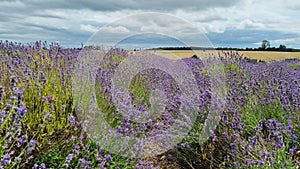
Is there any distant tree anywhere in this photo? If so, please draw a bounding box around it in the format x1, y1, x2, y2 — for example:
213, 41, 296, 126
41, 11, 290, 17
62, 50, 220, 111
191, 54, 199, 59
261, 40, 270, 49
279, 44, 287, 51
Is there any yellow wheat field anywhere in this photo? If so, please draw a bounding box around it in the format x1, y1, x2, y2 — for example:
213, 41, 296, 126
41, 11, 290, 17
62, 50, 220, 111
145, 50, 300, 61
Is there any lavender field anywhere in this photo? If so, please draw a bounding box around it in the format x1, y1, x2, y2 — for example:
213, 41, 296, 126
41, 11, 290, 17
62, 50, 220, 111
0, 40, 299, 169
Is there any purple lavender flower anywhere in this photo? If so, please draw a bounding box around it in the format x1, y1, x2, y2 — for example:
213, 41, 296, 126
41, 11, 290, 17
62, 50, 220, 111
43, 110, 52, 120
0, 86, 4, 102
257, 160, 264, 166
69, 115, 76, 126
40, 163, 47, 169
278, 141, 284, 149
245, 158, 254, 165
5, 132, 14, 143
17, 135, 27, 147
116, 126, 123, 133
167, 153, 173, 160
32, 163, 47, 169
99, 149, 105, 155
190, 132, 195, 136
289, 147, 296, 155
19, 108, 27, 117
63, 153, 75, 168
26, 140, 37, 155
105, 155, 112, 162
1, 153, 10, 166
291, 134, 297, 142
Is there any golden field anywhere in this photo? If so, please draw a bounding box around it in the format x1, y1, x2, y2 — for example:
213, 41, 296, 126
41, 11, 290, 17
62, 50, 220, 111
145, 50, 300, 61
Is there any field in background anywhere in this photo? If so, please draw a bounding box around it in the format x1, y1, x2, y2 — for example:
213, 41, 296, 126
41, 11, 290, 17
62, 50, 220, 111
147, 50, 300, 61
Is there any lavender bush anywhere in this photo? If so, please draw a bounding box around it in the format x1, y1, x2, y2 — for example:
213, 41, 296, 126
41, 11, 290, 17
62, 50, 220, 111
0, 40, 299, 168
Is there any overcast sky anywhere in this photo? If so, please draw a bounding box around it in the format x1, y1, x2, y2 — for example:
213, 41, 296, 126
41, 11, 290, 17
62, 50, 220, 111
1, 0, 300, 49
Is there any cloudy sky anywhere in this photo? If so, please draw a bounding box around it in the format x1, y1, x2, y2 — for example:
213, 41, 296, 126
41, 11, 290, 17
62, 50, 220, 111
1, 0, 300, 49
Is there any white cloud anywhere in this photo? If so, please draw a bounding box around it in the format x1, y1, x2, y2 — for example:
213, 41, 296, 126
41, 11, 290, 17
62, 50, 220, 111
270, 38, 300, 47
101, 25, 130, 34
80, 24, 99, 33
237, 19, 265, 30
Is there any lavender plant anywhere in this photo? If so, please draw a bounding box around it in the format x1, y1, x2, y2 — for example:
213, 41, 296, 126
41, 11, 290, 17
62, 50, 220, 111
0, 40, 299, 169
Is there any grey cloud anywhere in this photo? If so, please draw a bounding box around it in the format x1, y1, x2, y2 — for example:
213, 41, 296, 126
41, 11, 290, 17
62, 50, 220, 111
207, 29, 300, 48
0, 23, 66, 38
22, 23, 69, 33
0, 11, 24, 22
0, 16, 11, 22
32, 14, 66, 20
21, 0, 238, 12
0, 0, 299, 49
0, 0, 238, 43
196, 15, 227, 23
290, 5, 300, 10
0, 23, 90, 47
